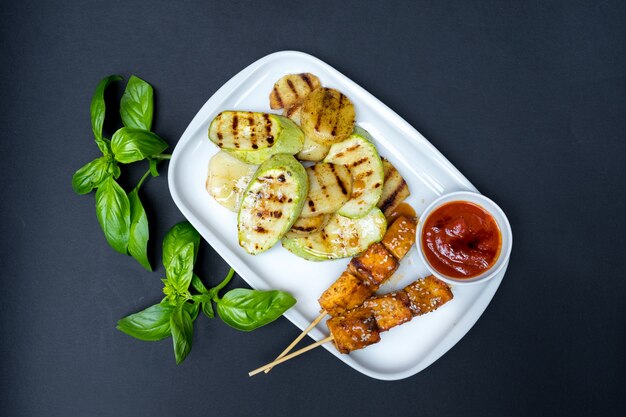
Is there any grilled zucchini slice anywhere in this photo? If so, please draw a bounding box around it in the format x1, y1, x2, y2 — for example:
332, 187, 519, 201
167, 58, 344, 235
284, 214, 331, 238
206, 151, 258, 212
282, 208, 387, 261
377, 158, 410, 217
209, 112, 304, 164
209, 111, 279, 151
300, 163, 353, 217
301, 88, 355, 145
270, 73, 321, 110
238, 154, 308, 254
324, 130, 384, 218
284, 103, 330, 162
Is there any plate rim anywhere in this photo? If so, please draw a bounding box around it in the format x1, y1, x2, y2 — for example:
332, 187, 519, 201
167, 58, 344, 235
168, 50, 508, 380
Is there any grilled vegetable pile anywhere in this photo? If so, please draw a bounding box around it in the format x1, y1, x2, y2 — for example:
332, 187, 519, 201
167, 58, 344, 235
206, 73, 412, 259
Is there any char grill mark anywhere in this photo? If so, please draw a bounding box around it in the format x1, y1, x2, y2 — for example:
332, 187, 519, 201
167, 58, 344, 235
293, 225, 316, 232
351, 157, 368, 168
232, 114, 238, 131
247, 114, 257, 148
331, 93, 344, 136
286, 78, 297, 95
272, 86, 283, 108
329, 163, 349, 195
301, 73, 313, 89
232, 113, 239, 148
263, 113, 274, 147
253, 226, 268, 234
379, 178, 407, 213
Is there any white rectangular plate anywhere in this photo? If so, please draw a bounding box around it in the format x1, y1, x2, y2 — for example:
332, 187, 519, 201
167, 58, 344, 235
169, 51, 508, 380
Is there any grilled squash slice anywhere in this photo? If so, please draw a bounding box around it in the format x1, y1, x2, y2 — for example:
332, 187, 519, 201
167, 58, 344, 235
270, 73, 321, 110
377, 159, 410, 217
284, 214, 331, 238
206, 151, 258, 212
300, 163, 353, 217
284, 103, 330, 161
324, 129, 384, 218
282, 208, 386, 261
301, 88, 355, 145
238, 154, 308, 254
209, 112, 304, 164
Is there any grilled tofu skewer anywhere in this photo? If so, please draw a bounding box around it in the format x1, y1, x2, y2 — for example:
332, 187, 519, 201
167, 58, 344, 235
249, 276, 453, 376
264, 215, 417, 373
327, 275, 453, 354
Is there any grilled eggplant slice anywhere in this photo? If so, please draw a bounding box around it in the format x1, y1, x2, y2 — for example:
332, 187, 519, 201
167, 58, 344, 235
377, 159, 410, 217
209, 112, 304, 164
284, 103, 330, 161
206, 151, 258, 212
238, 154, 308, 254
301, 88, 355, 145
270, 73, 321, 110
282, 208, 386, 261
324, 130, 384, 218
284, 214, 330, 238
300, 163, 353, 217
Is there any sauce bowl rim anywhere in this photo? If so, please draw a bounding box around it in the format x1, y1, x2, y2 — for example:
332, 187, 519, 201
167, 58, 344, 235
416, 191, 513, 286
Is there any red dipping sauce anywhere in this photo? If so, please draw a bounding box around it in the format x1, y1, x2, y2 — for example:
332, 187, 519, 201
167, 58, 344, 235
421, 201, 501, 279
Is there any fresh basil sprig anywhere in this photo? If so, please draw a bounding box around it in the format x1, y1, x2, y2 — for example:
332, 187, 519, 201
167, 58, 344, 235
117, 222, 296, 364
72, 74, 171, 270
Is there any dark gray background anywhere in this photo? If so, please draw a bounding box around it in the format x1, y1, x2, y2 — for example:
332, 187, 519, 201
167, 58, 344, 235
1, 0, 625, 416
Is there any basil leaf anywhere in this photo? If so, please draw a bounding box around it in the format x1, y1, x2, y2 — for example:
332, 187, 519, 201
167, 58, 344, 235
95, 177, 130, 254
183, 301, 200, 321
116, 303, 173, 341
128, 189, 151, 271
162, 221, 200, 269
91, 75, 122, 155
111, 127, 168, 164
216, 289, 296, 332
170, 306, 193, 364
120, 75, 154, 131
191, 274, 208, 294
165, 242, 194, 293
71, 157, 110, 194
202, 301, 214, 319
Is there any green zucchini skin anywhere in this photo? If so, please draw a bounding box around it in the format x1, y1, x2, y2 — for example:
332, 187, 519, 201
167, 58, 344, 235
281, 208, 387, 261
237, 154, 308, 255
209, 112, 304, 165
324, 129, 384, 219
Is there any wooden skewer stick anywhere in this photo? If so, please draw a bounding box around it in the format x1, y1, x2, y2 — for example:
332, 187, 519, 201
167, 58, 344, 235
249, 335, 334, 377
265, 310, 328, 374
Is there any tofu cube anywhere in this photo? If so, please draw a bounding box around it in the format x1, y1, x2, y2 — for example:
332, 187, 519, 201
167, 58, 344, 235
403, 275, 454, 316
348, 243, 398, 287
327, 307, 381, 354
381, 216, 417, 260
363, 291, 413, 331
318, 271, 373, 316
